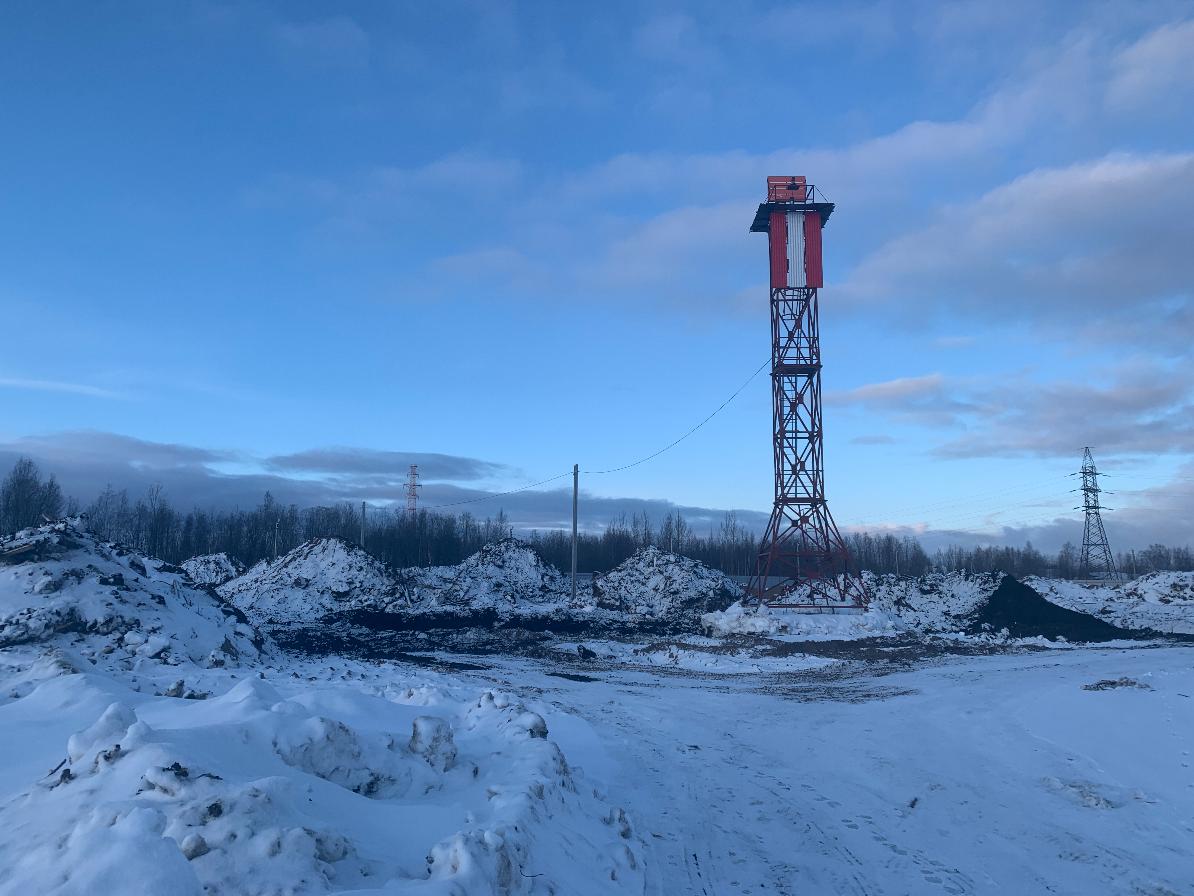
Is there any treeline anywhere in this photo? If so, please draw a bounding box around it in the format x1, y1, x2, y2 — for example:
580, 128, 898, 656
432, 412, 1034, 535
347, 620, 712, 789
3, 457, 1193, 579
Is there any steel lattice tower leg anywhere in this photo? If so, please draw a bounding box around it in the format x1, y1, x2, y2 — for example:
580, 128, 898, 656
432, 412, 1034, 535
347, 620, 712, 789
1078, 447, 1121, 582
748, 285, 865, 607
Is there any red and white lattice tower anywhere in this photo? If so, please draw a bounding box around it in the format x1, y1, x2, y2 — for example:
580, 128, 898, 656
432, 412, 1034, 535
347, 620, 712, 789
405, 464, 421, 514
745, 176, 866, 609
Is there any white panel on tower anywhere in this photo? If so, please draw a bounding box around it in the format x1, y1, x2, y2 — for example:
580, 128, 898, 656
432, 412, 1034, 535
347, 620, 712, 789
786, 211, 806, 288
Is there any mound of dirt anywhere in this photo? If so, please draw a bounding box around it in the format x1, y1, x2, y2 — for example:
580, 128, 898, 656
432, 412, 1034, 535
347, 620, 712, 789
967, 576, 1138, 642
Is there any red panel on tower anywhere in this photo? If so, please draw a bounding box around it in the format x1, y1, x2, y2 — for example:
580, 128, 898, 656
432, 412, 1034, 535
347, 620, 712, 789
803, 212, 823, 288
769, 211, 787, 288
767, 176, 807, 202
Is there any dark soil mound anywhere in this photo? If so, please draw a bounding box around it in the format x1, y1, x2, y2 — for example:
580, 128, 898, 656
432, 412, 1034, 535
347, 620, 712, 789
968, 576, 1138, 642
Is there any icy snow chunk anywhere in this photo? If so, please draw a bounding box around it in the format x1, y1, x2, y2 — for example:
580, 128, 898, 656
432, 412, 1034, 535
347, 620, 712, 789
409, 716, 457, 771
272, 713, 425, 798
179, 832, 209, 860
510, 710, 548, 739
426, 827, 530, 891
138, 636, 171, 658
67, 702, 138, 763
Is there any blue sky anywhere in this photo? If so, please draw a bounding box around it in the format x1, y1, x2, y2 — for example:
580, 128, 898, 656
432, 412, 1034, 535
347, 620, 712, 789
1, 0, 1192, 550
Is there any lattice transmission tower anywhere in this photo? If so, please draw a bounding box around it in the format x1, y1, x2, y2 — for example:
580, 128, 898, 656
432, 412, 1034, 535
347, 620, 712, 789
1077, 447, 1121, 582
405, 464, 421, 514
745, 176, 866, 609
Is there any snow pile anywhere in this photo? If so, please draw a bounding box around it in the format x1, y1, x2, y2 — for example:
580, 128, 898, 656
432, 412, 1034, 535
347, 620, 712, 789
701, 572, 1141, 643
367, 543, 745, 636
408, 539, 569, 613
592, 547, 740, 627
562, 638, 837, 674
1123, 571, 1194, 604
219, 538, 401, 625
866, 571, 1002, 633
0, 521, 265, 670
181, 553, 244, 587
1028, 572, 1194, 635
702, 602, 899, 640
0, 666, 643, 895
703, 572, 997, 641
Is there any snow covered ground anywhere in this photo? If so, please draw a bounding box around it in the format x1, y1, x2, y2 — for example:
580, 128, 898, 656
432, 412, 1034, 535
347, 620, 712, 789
0, 524, 642, 895
5, 523, 1194, 894
0, 650, 642, 896
477, 645, 1194, 896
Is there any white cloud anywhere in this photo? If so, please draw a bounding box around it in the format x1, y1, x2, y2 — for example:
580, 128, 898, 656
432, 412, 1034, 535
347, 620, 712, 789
0, 378, 127, 400
1108, 18, 1194, 107
835, 363, 1194, 460
840, 152, 1194, 342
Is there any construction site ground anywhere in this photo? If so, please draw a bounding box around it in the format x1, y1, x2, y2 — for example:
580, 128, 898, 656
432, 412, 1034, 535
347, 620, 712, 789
462, 642, 1194, 896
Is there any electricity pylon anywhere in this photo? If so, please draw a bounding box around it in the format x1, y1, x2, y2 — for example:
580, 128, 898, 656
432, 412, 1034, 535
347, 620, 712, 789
1077, 447, 1121, 582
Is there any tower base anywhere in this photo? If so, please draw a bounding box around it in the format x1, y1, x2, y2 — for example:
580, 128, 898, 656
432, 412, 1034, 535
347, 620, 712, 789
746, 505, 868, 609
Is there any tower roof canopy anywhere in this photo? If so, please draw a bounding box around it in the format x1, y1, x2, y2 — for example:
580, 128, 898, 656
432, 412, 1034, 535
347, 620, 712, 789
752, 176, 834, 231
750, 200, 834, 232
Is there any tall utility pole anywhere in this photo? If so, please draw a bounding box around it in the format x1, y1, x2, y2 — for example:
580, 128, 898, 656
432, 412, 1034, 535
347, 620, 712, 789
745, 176, 866, 609
1078, 447, 1121, 582
273, 518, 279, 560
571, 464, 579, 600
405, 464, 421, 514
360, 501, 366, 547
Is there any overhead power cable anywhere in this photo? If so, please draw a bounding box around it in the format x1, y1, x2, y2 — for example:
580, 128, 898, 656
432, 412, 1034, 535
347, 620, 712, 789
419, 354, 771, 510
840, 475, 1072, 526
423, 471, 573, 510
584, 355, 771, 475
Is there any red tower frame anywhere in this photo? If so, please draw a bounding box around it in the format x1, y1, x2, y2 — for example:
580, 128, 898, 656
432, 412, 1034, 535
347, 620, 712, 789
746, 177, 866, 609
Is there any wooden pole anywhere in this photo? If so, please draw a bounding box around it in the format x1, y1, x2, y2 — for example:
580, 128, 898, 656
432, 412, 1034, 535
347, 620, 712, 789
571, 464, 579, 600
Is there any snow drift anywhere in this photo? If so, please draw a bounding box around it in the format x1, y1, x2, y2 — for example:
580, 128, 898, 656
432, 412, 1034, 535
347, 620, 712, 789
0, 664, 644, 895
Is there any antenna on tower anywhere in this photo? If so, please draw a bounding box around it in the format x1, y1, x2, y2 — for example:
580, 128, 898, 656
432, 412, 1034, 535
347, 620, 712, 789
1076, 447, 1121, 582
405, 464, 421, 514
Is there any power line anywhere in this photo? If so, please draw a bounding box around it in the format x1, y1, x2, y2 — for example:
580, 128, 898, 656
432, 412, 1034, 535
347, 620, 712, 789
423, 470, 573, 510
421, 353, 772, 510
839, 475, 1071, 526
584, 355, 770, 475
